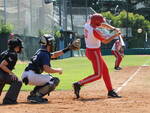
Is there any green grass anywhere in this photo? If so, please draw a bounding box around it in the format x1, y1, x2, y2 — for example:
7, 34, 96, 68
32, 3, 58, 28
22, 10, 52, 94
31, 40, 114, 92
3, 55, 150, 91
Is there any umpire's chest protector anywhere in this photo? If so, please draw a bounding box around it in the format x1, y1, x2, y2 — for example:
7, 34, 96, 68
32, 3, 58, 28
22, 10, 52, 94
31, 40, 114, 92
0, 50, 17, 71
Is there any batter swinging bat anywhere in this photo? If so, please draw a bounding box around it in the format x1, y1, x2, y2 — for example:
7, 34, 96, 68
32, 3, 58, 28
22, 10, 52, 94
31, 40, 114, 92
119, 35, 125, 47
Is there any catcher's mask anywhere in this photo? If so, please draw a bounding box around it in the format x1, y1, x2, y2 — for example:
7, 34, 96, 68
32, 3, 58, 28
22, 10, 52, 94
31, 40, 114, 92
90, 13, 106, 27
8, 38, 24, 53
39, 34, 55, 51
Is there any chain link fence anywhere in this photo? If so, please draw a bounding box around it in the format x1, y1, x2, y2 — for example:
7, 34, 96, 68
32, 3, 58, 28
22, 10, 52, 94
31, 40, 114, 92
0, 0, 59, 36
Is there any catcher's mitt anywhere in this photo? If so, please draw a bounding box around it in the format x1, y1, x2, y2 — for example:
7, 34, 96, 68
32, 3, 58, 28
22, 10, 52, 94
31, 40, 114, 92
68, 39, 81, 50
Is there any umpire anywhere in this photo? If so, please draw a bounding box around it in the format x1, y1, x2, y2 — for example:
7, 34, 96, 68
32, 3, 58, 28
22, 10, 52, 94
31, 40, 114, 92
0, 38, 23, 104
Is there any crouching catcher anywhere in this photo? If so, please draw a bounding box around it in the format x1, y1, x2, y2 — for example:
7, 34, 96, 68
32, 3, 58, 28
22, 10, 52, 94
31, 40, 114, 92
22, 34, 80, 103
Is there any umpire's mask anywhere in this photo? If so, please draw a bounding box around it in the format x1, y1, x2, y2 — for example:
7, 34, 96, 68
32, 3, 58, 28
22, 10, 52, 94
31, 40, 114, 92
8, 38, 24, 53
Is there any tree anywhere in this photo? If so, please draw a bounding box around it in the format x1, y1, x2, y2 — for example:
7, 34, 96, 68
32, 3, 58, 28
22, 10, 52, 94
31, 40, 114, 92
102, 11, 150, 48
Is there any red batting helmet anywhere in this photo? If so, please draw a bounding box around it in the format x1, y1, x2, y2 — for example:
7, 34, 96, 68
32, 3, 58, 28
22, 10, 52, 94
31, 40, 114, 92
90, 14, 106, 27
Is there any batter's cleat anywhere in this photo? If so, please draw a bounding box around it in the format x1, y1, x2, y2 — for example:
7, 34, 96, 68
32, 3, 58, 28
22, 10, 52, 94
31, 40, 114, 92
27, 95, 48, 103
108, 90, 122, 98
114, 67, 122, 70
73, 82, 81, 99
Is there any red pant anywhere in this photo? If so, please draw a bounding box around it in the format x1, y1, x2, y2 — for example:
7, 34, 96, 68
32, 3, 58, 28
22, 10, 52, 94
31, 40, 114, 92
111, 50, 123, 67
79, 48, 113, 91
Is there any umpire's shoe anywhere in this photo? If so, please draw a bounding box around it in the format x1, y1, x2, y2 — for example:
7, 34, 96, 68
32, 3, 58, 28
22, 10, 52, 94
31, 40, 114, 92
108, 90, 122, 98
3, 99, 18, 105
73, 82, 81, 99
27, 95, 48, 103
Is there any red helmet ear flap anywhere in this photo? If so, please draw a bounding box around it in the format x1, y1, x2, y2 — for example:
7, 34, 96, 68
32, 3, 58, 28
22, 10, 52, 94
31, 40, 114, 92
90, 14, 106, 27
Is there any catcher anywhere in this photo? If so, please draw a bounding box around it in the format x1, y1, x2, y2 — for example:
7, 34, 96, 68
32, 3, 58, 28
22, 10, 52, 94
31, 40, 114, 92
111, 38, 125, 70
22, 34, 80, 103
0, 38, 23, 104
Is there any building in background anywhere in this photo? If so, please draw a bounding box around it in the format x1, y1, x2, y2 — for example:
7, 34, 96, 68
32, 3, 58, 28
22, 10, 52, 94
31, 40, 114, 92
0, 0, 149, 36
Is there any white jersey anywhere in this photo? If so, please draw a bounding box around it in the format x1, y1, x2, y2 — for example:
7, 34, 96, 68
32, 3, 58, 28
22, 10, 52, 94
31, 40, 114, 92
111, 40, 122, 51
84, 23, 101, 48
111, 42, 116, 51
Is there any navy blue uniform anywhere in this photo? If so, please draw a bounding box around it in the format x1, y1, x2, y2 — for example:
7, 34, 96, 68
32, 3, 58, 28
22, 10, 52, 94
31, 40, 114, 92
25, 49, 52, 74
22, 48, 60, 103
0, 50, 22, 104
22, 35, 61, 103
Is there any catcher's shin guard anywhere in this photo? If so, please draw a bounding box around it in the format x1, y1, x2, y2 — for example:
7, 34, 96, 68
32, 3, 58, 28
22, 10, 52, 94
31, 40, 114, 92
30, 77, 60, 97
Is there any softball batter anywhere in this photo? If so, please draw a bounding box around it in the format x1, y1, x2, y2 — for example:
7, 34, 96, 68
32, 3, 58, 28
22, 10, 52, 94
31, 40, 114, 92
73, 13, 122, 99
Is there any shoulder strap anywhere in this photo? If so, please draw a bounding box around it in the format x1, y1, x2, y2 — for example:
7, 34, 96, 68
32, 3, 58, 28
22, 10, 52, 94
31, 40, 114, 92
0, 51, 8, 63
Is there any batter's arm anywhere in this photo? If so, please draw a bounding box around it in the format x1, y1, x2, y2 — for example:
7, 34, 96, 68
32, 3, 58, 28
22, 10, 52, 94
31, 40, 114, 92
93, 29, 121, 44
102, 33, 121, 44
100, 23, 120, 32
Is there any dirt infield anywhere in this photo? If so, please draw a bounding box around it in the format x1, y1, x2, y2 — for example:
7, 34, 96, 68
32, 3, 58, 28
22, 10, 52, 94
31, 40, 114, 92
0, 66, 150, 113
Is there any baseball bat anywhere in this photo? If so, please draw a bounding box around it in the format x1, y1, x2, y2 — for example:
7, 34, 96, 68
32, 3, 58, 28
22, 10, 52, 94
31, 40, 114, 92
119, 35, 125, 47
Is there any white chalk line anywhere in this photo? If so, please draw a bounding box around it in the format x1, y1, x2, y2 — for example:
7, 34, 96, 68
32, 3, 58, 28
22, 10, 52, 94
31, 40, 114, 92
116, 59, 150, 93
116, 67, 141, 93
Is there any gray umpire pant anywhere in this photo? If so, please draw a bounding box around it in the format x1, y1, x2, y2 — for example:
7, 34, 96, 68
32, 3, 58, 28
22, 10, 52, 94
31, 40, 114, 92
0, 70, 22, 103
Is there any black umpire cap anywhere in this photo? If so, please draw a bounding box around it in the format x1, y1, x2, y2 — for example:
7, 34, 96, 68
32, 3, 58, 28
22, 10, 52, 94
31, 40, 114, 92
8, 38, 24, 50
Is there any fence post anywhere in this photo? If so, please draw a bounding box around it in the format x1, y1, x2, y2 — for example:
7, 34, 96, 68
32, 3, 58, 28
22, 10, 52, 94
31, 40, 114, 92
0, 33, 9, 53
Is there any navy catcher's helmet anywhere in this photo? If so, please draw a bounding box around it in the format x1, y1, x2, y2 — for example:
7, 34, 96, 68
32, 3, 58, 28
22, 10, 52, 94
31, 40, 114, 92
39, 34, 55, 46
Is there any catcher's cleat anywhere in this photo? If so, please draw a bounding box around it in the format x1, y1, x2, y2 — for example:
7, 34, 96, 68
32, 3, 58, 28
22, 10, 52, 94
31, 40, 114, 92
108, 90, 122, 98
27, 95, 48, 103
114, 67, 122, 70
73, 82, 81, 99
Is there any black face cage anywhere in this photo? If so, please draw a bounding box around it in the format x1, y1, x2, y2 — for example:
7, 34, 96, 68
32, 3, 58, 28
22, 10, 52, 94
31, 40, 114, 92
8, 38, 23, 50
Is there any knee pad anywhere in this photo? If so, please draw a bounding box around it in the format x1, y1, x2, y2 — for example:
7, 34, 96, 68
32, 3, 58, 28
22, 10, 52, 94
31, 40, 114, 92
31, 78, 59, 97
38, 83, 53, 97
50, 77, 60, 87
31, 77, 60, 97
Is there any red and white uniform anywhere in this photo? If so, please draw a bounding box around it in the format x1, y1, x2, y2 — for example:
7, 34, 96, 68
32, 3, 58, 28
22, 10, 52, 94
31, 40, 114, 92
111, 40, 123, 68
78, 23, 113, 91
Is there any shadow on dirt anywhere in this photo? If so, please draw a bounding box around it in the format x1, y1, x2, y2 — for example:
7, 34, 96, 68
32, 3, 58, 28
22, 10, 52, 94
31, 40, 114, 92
0, 101, 50, 106
74, 97, 105, 102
